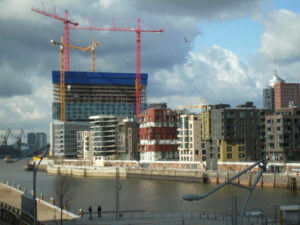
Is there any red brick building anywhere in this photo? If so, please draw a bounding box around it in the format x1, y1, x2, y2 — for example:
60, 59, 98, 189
274, 83, 300, 110
138, 108, 179, 161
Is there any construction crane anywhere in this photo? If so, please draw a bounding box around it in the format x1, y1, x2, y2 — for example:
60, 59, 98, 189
51, 37, 99, 72
178, 99, 207, 110
69, 18, 164, 116
51, 35, 66, 121
51, 35, 100, 121
81, 39, 99, 72
31, 3, 79, 71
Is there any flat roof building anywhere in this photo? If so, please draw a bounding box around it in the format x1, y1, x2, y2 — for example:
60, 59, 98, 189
265, 107, 300, 162
52, 71, 148, 121
139, 108, 179, 161
50, 121, 90, 158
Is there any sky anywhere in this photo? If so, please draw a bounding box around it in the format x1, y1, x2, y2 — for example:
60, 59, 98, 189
0, 0, 300, 140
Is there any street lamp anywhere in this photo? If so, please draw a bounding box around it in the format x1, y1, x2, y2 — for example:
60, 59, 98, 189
183, 157, 268, 225
15, 145, 50, 225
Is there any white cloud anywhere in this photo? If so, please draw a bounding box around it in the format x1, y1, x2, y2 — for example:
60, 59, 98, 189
258, 9, 300, 63
0, 76, 51, 134
149, 45, 262, 108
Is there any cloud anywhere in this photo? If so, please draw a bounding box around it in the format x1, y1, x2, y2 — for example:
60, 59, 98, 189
149, 45, 261, 108
0, 65, 33, 97
0, 76, 51, 133
3, 0, 296, 135
258, 9, 300, 64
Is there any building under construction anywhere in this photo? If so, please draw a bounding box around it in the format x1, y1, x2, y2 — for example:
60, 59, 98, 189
52, 71, 148, 121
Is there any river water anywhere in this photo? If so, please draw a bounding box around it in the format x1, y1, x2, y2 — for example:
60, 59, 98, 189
0, 160, 299, 217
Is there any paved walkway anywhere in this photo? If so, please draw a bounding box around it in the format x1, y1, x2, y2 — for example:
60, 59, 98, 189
0, 183, 78, 222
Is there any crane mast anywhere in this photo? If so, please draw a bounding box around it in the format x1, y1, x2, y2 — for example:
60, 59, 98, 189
31, 4, 79, 71
70, 18, 164, 116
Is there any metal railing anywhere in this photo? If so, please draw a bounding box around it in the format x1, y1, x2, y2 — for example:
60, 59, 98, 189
76, 209, 279, 225
0, 202, 44, 225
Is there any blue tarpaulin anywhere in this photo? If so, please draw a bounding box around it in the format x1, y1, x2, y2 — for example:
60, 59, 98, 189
52, 71, 148, 86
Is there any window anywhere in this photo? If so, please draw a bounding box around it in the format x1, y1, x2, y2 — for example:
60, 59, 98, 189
238, 146, 245, 151
227, 153, 232, 159
195, 150, 199, 155
227, 146, 232, 152
239, 153, 245, 158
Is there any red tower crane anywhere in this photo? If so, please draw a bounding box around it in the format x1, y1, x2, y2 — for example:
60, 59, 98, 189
31, 4, 78, 71
69, 19, 164, 116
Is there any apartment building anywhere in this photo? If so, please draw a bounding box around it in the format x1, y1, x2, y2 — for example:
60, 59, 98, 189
205, 103, 262, 169
77, 130, 92, 160
117, 119, 139, 160
50, 121, 90, 158
265, 107, 300, 161
139, 108, 179, 161
178, 114, 205, 162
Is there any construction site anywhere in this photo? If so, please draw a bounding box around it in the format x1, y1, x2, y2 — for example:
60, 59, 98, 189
52, 71, 148, 121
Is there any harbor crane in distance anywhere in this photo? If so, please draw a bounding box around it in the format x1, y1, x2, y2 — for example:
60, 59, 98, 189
69, 18, 164, 116
31, 3, 79, 71
11, 129, 25, 153
0, 129, 11, 146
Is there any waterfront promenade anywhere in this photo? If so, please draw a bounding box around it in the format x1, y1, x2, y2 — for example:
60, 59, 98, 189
0, 179, 281, 225
0, 182, 78, 223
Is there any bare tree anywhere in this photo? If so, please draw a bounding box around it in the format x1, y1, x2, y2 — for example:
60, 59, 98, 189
53, 174, 74, 225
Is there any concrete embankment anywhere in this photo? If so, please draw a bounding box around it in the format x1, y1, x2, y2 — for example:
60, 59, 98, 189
0, 181, 79, 222
205, 170, 300, 190
47, 165, 126, 178
44, 164, 300, 191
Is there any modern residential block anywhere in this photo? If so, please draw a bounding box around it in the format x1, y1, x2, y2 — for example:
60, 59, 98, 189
265, 107, 300, 161
50, 121, 90, 158
117, 119, 139, 160
178, 114, 205, 162
139, 108, 179, 161
205, 103, 262, 169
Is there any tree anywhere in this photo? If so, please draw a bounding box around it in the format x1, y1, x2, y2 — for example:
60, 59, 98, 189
53, 174, 74, 225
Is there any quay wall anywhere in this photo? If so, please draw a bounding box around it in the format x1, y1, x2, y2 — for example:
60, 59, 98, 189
44, 163, 300, 191
38, 159, 300, 190
47, 165, 126, 178
205, 171, 300, 190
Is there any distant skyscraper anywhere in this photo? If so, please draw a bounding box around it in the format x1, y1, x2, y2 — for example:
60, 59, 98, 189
36, 132, 47, 149
263, 70, 300, 110
263, 87, 274, 110
263, 71, 285, 110
27, 132, 37, 149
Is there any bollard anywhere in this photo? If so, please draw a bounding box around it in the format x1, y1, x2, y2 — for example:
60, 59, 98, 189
79, 209, 83, 218
17, 185, 21, 190
39, 194, 44, 200
50, 198, 55, 205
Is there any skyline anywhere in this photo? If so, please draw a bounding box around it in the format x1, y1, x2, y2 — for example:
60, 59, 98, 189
0, 0, 300, 137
